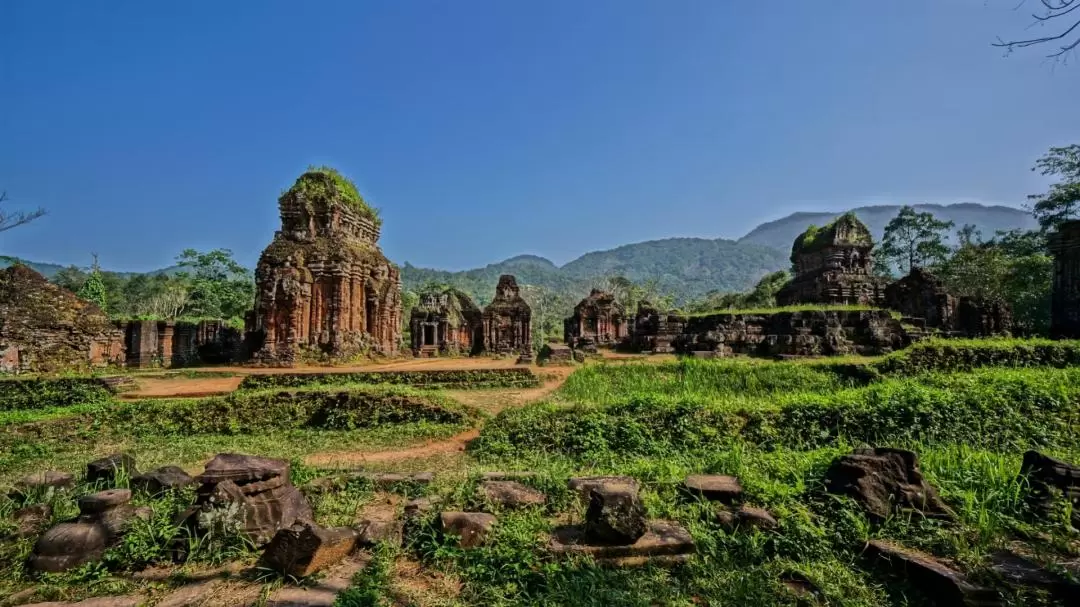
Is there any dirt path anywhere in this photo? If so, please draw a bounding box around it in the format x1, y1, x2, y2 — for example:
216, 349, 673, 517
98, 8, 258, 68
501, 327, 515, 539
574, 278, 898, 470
302, 366, 576, 468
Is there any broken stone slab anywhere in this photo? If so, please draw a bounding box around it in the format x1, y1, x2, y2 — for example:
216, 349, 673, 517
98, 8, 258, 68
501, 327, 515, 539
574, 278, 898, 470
585, 483, 647, 545
9, 470, 74, 500
12, 503, 52, 538
260, 522, 359, 579
550, 520, 694, 566
192, 453, 313, 546
30, 521, 109, 573
479, 480, 546, 510
863, 540, 1000, 606
131, 466, 194, 495
86, 453, 138, 485
1019, 450, 1080, 528
682, 474, 743, 503
990, 551, 1080, 603
440, 512, 496, 548
404, 496, 437, 519
716, 505, 778, 531
357, 518, 404, 547
264, 557, 367, 607
825, 447, 954, 521
567, 476, 639, 500
17, 596, 145, 607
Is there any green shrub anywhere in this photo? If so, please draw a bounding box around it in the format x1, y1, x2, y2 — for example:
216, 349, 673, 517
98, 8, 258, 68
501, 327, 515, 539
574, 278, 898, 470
237, 368, 540, 391
859, 338, 1080, 378
0, 378, 113, 412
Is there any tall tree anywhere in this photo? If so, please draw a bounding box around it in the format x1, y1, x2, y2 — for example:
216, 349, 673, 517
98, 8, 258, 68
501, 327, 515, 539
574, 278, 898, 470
1027, 144, 1080, 232
76, 255, 109, 313
0, 191, 46, 234
174, 248, 255, 321
995, 0, 1080, 58
876, 206, 955, 275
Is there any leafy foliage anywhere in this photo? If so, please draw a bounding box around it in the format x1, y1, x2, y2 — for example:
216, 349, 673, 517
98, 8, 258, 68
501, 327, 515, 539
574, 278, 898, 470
173, 248, 254, 321
876, 205, 955, 275
285, 166, 381, 228
1027, 144, 1080, 232
238, 368, 539, 391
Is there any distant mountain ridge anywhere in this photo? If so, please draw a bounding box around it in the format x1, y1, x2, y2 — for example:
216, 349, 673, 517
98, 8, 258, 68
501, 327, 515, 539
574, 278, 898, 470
2, 202, 1037, 305
738, 203, 1035, 253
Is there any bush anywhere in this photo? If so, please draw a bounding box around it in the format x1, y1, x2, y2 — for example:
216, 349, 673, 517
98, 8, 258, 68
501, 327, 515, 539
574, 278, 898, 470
97, 386, 479, 436
238, 368, 540, 391
0, 378, 113, 412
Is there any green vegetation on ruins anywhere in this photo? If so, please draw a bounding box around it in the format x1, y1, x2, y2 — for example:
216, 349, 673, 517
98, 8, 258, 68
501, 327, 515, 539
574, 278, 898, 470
283, 165, 382, 228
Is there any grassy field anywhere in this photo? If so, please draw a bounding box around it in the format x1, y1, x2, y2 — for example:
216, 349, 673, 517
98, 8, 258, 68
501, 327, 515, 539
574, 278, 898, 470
1, 341, 1078, 605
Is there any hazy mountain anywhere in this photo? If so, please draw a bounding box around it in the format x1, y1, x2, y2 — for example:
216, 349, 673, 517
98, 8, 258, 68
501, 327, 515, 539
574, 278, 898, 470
4, 202, 1038, 307
738, 203, 1036, 253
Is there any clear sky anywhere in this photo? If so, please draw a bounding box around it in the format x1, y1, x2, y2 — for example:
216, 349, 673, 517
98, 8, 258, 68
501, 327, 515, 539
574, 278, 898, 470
2, 0, 1078, 272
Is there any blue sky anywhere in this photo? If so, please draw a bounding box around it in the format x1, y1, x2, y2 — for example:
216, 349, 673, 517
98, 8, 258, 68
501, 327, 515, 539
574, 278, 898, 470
2, 0, 1078, 272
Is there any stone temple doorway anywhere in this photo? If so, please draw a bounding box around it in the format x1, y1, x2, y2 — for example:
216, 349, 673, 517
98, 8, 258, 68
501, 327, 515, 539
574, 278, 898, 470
423, 324, 436, 347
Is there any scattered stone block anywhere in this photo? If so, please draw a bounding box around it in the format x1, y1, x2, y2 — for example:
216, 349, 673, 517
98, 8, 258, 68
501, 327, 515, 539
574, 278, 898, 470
538, 343, 574, 365
990, 551, 1080, 603
13, 503, 52, 538
404, 496, 436, 519
410, 471, 435, 484
551, 520, 694, 567
585, 484, 647, 545
86, 453, 138, 485
1019, 450, 1080, 529
717, 506, 778, 531
193, 453, 313, 545
131, 466, 194, 495
479, 480, 546, 510
357, 518, 404, 547
824, 447, 953, 521
79, 488, 137, 540
568, 476, 638, 500
261, 522, 359, 578
10, 470, 74, 499
863, 540, 999, 606
682, 474, 743, 503
30, 521, 109, 573
440, 512, 496, 548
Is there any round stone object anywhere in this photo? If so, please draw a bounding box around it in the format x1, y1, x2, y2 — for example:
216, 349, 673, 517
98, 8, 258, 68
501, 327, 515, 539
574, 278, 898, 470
79, 488, 133, 514
30, 521, 108, 573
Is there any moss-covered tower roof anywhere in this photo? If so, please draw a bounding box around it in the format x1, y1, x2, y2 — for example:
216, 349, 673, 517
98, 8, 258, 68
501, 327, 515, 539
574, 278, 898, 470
280, 166, 381, 228
790, 212, 873, 263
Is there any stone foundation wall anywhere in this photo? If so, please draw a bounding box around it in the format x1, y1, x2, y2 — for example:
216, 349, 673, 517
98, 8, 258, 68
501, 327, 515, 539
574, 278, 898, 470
123, 320, 244, 368
630, 310, 909, 358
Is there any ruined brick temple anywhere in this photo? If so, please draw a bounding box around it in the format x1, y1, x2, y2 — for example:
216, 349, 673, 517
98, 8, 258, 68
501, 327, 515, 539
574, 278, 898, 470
482, 275, 532, 359
409, 286, 483, 357
884, 268, 1012, 337
0, 264, 125, 373
564, 289, 626, 348
249, 169, 402, 365
776, 213, 887, 306
1049, 220, 1080, 339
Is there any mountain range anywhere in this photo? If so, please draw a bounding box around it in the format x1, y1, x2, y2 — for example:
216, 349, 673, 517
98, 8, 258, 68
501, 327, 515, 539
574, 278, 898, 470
1, 203, 1037, 305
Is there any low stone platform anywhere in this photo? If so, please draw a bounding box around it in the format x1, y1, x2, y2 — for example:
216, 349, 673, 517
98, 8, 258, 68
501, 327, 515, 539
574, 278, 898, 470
550, 520, 694, 566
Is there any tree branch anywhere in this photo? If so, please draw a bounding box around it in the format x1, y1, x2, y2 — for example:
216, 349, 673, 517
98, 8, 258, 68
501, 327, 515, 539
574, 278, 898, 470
995, 0, 1080, 58
0, 191, 48, 234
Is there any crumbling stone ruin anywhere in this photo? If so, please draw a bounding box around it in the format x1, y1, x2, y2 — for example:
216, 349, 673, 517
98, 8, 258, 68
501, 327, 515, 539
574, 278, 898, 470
632, 308, 908, 357
776, 213, 887, 306
0, 264, 125, 373
123, 318, 245, 368
564, 289, 626, 348
1049, 219, 1080, 338
628, 301, 686, 353
409, 286, 483, 357
248, 168, 402, 365
482, 275, 532, 359
884, 267, 1013, 337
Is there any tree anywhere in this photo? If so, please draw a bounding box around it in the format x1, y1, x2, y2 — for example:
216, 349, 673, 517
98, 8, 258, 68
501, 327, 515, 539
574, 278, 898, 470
0, 191, 46, 234
1027, 144, 1080, 232
174, 249, 255, 321
995, 0, 1080, 58
876, 206, 955, 275
76, 255, 109, 313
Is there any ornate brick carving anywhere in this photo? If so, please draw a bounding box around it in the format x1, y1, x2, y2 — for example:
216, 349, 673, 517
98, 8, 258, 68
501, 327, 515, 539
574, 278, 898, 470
248, 170, 401, 365
410, 286, 483, 357
565, 289, 626, 347
776, 213, 887, 306
482, 275, 531, 357
1049, 220, 1080, 339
